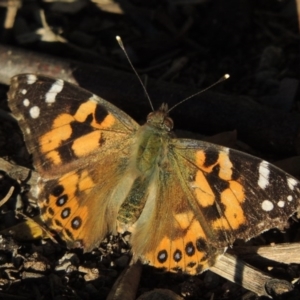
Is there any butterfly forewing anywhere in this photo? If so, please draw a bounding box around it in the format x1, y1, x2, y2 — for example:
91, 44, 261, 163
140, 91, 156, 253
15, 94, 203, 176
8, 74, 138, 177
173, 139, 300, 244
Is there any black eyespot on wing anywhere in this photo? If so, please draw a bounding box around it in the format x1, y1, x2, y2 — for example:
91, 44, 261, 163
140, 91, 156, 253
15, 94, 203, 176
71, 216, 82, 230
51, 185, 64, 197
65, 228, 74, 240
157, 250, 168, 264
61, 208, 71, 219
173, 249, 182, 262
54, 219, 63, 228
187, 261, 196, 268
196, 238, 208, 253
47, 207, 54, 216
185, 242, 195, 257
56, 195, 68, 206
195, 265, 203, 274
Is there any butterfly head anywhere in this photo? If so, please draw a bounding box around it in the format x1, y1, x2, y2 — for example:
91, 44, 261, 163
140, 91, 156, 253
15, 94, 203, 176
146, 103, 174, 131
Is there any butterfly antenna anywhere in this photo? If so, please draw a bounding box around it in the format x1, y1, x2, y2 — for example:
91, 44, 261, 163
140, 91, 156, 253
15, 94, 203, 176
116, 36, 154, 111
168, 74, 230, 113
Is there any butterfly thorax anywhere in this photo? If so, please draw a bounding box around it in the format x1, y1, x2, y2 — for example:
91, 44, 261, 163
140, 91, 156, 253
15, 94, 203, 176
135, 104, 174, 175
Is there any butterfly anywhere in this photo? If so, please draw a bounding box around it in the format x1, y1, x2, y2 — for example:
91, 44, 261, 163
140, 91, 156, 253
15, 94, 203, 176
7, 73, 300, 275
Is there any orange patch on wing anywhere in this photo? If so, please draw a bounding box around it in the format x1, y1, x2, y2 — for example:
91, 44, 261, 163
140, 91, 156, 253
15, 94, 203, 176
74, 101, 115, 129
60, 172, 79, 194
40, 124, 72, 153
228, 180, 245, 203
195, 150, 233, 181
173, 211, 194, 229
78, 170, 95, 193
72, 131, 102, 157
212, 181, 246, 230
73, 101, 96, 122
45, 150, 62, 165
53, 114, 74, 128
92, 113, 115, 129
193, 170, 215, 207
185, 219, 206, 242
196, 150, 214, 173
39, 114, 74, 165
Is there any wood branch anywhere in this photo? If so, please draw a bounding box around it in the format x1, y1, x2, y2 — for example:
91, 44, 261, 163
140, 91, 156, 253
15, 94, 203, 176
0, 158, 38, 188
231, 242, 300, 264
211, 252, 292, 298
0, 45, 300, 155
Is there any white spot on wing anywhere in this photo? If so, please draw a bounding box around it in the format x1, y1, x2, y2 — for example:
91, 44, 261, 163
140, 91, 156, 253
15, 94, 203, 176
277, 200, 285, 208
158, 252, 166, 260
25, 127, 31, 134
261, 200, 274, 211
45, 79, 64, 103
287, 177, 298, 190
258, 161, 270, 190
23, 99, 30, 107
29, 106, 40, 119
21, 89, 27, 95
27, 74, 37, 84
287, 195, 293, 202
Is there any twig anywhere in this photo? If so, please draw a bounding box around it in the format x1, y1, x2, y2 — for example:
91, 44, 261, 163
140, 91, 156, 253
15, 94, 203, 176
0, 186, 14, 207
4, 0, 21, 29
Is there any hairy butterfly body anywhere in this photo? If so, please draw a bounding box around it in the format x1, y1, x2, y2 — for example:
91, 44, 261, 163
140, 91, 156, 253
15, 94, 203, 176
8, 74, 300, 274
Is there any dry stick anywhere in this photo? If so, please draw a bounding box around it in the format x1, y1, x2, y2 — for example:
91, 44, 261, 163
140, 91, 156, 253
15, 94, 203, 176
211, 253, 273, 297
4, 0, 21, 29
0, 158, 39, 189
232, 243, 300, 264
0, 186, 14, 207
